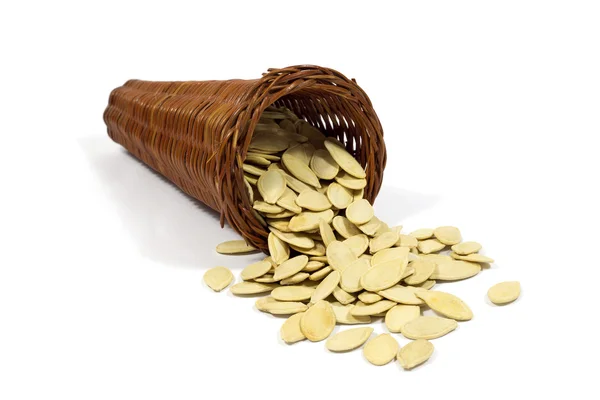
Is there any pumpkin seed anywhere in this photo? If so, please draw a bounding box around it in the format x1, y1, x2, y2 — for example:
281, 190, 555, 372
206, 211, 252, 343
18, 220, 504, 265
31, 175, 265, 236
326, 240, 357, 272
397, 339, 434, 370
360, 258, 408, 292
282, 153, 321, 188
488, 281, 521, 304
276, 188, 302, 213
371, 247, 410, 267
363, 334, 399, 366
230, 281, 277, 295
272, 285, 315, 302
303, 261, 326, 272
311, 271, 341, 303
215, 240, 257, 254
253, 201, 284, 214
280, 272, 310, 285
430, 260, 481, 281
343, 234, 370, 257
332, 286, 357, 305
284, 143, 315, 165
357, 216, 383, 236
263, 301, 308, 315
255, 296, 278, 312
403, 259, 436, 285
241, 260, 272, 281
417, 239, 446, 254
245, 154, 271, 166
273, 255, 309, 281
268, 232, 290, 265
288, 210, 334, 232
319, 220, 336, 247
378, 285, 427, 305
415, 291, 473, 321
385, 305, 421, 333
280, 312, 306, 344
396, 234, 418, 248
309, 266, 332, 281
300, 300, 336, 341
257, 170, 286, 204
269, 227, 314, 249
400, 316, 458, 340
334, 170, 367, 190
433, 226, 462, 245
451, 253, 494, 263
358, 292, 383, 304
369, 231, 400, 254
331, 303, 372, 324
203, 266, 234, 292
324, 138, 366, 178
451, 241, 482, 255
409, 228, 434, 240
351, 300, 397, 316
242, 164, 267, 176
346, 199, 374, 225
332, 216, 362, 238
326, 327, 373, 352
295, 189, 332, 211
310, 148, 340, 180
326, 182, 354, 209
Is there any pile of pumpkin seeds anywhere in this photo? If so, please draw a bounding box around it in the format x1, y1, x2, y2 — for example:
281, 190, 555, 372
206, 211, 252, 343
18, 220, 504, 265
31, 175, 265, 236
203, 105, 521, 370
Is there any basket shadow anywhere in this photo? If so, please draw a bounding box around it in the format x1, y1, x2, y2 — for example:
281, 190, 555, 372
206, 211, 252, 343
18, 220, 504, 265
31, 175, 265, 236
372, 185, 440, 227
78, 136, 246, 268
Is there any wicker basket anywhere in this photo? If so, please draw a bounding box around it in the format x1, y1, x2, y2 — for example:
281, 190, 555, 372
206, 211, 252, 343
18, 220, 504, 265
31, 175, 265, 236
103, 65, 386, 252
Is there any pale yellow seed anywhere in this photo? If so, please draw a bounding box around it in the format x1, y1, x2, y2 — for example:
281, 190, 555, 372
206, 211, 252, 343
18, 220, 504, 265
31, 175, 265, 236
397, 339, 434, 370
230, 281, 277, 295
418, 280, 436, 290
244, 179, 254, 203
334, 170, 367, 190
203, 266, 233, 292
451, 241, 482, 255
343, 234, 370, 257
332, 286, 357, 305
290, 241, 326, 256
433, 226, 462, 245
396, 234, 418, 248
400, 316, 458, 340
357, 216, 384, 236
451, 253, 495, 263
326, 240, 357, 272
378, 285, 427, 305
351, 300, 397, 316
417, 239, 446, 254
257, 170, 286, 204
245, 154, 271, 166
265, 210, 296, 219
253, 201, 284, 214
272, 285, 315, 302
401, 267, 415, 280
249, 133, 289, 153
263, 301, 308, 315
360, 258, 408, 292
280, 312, 306, 344
255, 296, 278, 312
488, 281, 521, 305
385, 305, 421, 333
300, 300, 336, 342
358, 292, 383, 304
309, 266, 332, 281
295, 189, 332, 211
309, 256, 328, 262
410, 228, 434, 240
296, 120, 327, 146
319, 220, 336, 247
269, 227, 314, 249
415, 291, 473, 321
332, 303, 372, 324
403, 259, 436, 285
363, 334, 399, 366
369, 231, 400, 254
280, 272, 310, 285
374, 220, 391, 236
244, 174, 258, 185
346, 199, 374, 225
332, 216, 362, 239
310, 148, 340, 180
352, 188, 364, 202
371, 247, 410, 267
303, 261, 326, 272
268, 232, 290, 265
216, 240, 257, 254
254, 275, 276, 283
282, 153, 321, 188
326, 327, 373, 352
242, 164, 267, 176
431, 260, 481, 281
267, 218, 291, 232
241, 261, 272, 281
273, 255, 309, 281
288, 210, 334, 232
284, 143, 315, 165
276, 187, 302, 213
281, 169, 315, 193
311, 271, 341, 303
323, 138, 366, 178
326, 182, 354, 209
247, 151, 280, 161
340, 258, 372, 293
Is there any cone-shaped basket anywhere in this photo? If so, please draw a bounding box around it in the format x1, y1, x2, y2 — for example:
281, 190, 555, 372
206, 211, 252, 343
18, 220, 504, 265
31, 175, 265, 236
104, 65, 386, 252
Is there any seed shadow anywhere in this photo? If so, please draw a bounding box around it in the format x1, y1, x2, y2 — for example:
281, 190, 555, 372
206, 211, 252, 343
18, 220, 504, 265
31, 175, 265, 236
77, 136, 248, 269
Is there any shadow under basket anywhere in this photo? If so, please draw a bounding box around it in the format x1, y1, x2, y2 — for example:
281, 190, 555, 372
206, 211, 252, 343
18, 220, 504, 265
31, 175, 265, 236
103, 65, 387, 252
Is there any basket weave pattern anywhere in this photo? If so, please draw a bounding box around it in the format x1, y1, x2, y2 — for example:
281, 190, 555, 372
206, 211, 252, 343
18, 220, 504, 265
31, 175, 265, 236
103, 65, 386, 251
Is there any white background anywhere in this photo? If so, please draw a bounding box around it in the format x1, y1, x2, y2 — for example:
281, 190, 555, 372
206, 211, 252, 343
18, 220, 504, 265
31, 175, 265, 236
1, 1, 599, 399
